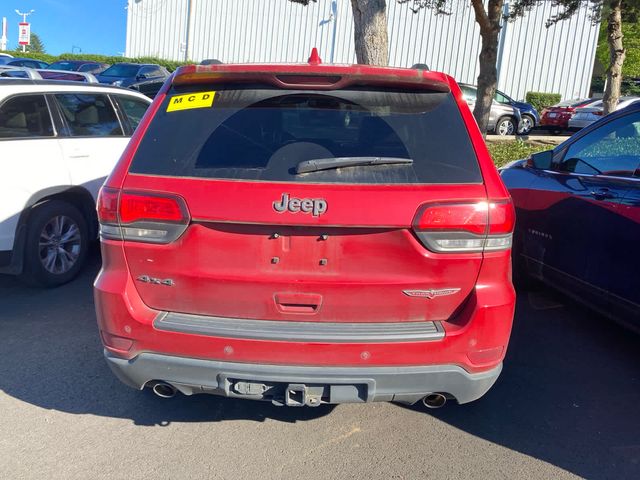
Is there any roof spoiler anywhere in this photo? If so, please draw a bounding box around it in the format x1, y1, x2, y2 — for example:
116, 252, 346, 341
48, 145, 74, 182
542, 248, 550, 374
171, 66, 450, 93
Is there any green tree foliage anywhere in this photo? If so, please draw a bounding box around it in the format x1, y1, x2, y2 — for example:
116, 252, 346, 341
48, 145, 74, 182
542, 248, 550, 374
514, 0, 640, 113
28, 32, 46, 54
596, 5, 640, 77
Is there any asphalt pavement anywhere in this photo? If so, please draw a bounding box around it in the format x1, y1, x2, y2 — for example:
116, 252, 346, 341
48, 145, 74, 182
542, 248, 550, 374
0, 247, 638, 480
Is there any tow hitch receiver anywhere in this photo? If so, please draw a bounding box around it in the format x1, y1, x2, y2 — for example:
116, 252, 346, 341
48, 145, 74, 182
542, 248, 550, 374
285, 384, 323, 407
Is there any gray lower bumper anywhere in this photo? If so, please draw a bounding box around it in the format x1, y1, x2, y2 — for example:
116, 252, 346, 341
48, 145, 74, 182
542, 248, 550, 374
105, 350, 502, 405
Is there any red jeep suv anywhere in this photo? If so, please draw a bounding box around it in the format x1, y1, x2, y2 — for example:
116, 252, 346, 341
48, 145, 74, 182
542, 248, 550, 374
94, 55, 516, 408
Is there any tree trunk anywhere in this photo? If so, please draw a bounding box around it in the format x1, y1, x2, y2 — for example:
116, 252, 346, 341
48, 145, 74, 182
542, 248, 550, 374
350, 0, 388, 65
471, 0, 504, 135
603, 0, 625, 115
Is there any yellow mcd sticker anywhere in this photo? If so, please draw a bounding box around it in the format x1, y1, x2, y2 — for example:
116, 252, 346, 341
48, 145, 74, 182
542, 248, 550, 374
166, 91, 216, 112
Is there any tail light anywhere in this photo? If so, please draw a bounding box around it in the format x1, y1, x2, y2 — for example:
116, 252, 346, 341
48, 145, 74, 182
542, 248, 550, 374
413, 201, 514, 253
97, 187, 190, 244
594, 110, 604, 116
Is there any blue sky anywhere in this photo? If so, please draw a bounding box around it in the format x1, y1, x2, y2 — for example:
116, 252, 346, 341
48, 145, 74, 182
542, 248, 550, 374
2, 0, 127, 55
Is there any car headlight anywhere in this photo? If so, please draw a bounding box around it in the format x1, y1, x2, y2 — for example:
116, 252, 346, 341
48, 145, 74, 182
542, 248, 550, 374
112, 80, 123, 86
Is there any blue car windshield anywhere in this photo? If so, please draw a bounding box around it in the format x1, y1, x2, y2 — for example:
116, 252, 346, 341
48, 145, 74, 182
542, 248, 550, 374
101, 64, 140, 77
47, 62, 77, 71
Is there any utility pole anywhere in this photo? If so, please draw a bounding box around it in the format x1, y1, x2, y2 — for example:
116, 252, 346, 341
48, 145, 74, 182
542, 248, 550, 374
1, 17, 7, 51
14, 9, 34, 53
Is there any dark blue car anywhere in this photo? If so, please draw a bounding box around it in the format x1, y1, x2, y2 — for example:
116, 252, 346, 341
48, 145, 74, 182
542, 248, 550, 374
494, 90, 540, 135
0, 57, 49, 69
96, 63, 169, 87
501, 102, 640, 331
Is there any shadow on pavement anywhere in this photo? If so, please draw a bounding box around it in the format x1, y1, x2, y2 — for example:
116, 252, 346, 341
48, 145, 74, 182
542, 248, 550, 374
0, 247, 335, 426
401, 287, 640, 479
0, 250, 638, 478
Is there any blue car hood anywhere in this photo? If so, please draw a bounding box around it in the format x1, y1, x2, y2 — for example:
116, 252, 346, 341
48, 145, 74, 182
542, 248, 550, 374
513, 101, 537, 114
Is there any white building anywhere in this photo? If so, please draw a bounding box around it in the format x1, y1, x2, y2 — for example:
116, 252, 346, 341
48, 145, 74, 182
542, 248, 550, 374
125, 0, 600, 100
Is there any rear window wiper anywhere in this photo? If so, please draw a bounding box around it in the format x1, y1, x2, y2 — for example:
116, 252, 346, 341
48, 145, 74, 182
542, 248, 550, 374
295, 156, 413, 174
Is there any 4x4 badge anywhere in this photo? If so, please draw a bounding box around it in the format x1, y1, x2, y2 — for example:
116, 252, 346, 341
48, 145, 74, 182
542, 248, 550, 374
273, 193, 327, 217
403, 288, 461, 299
137, 275, 174, 286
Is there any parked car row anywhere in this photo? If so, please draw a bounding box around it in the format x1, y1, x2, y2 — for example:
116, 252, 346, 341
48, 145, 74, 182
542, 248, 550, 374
460, 83, 541, 135
0, 56, 144, 77
568, 96, 640, 130
541, 96, 640, 133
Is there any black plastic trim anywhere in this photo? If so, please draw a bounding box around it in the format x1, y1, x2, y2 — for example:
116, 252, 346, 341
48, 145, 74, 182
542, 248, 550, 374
105, 350, 502, 405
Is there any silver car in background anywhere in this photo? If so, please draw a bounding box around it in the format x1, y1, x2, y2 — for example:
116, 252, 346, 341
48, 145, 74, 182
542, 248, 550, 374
460, 83, 522, 135
569, 96, 640, 130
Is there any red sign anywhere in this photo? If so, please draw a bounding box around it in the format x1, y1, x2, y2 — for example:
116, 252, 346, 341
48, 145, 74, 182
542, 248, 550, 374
18, 22, 30, 46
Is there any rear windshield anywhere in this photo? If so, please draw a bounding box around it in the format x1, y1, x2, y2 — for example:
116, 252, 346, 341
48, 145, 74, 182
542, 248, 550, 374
129, 85, 481, 184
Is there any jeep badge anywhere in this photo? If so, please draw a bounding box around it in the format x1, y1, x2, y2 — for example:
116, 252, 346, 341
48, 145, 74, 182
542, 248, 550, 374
273, 193, 327, 217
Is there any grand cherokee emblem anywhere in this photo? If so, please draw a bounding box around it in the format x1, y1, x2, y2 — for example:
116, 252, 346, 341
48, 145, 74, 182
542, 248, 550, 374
273, 193, 327, 217
403, 288, 461, 299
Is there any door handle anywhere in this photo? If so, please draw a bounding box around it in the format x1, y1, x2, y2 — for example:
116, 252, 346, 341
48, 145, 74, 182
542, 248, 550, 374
590, 188, 616, 200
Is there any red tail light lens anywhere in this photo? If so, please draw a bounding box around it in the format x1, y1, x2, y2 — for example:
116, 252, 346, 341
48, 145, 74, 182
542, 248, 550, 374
97, 187, 119, 224
97, 189, 190, 244
413, 201, 514, 253
488, 202, 515, 234
415, 203, 488, 235
119, 192, 187, 224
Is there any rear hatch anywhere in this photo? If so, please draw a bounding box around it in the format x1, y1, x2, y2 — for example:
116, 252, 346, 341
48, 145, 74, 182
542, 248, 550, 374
118, 77, 488, 323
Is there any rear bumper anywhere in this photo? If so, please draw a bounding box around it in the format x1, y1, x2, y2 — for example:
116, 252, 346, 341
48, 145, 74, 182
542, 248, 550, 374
105, 349, 502, 405
95, 241, 515, 405
540, 120, 568, 129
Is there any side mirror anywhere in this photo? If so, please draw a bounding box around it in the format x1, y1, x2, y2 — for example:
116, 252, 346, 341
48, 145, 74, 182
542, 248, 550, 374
527, 150, 553, 170
136, 73, 147, 80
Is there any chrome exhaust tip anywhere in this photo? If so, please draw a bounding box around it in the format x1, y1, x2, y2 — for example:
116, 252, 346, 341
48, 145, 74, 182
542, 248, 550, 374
152, 382, 177, 399
422, 393, 447, 409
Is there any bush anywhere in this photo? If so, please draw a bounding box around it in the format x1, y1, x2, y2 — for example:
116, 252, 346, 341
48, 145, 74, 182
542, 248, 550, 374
525, 92, 562, 113
0, 50, 192, 72
487, 140, 552, 168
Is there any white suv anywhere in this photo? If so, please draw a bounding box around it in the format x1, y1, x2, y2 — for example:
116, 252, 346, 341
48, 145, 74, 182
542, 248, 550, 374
0, 79, 152, 286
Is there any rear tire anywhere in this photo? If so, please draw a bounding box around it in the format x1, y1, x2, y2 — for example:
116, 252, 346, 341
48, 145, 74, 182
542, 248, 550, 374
19, 200, 89, 288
